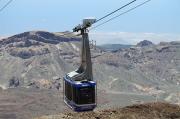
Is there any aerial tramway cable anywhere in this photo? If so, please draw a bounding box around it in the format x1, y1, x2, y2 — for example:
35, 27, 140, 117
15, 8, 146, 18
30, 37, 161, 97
90, 0, 152, 31
0, 0, 13, 12
60, 0, 138, 37
58, 0, 151, 37
95, 0, 137, 24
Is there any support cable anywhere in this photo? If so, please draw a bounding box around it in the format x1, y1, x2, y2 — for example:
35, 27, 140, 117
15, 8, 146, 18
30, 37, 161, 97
90, 0, 151, 31
52, 0, 151, 37
0, 0, 13, 13
95, 0, 137, 23
65, 0, 137, 37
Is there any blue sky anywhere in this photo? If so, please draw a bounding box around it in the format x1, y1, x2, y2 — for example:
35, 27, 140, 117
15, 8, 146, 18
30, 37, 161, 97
0, 0, 180, 44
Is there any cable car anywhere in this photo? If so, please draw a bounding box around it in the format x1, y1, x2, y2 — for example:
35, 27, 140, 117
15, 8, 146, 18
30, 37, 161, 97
63, 18, 97, 111
63, 73, 97, 111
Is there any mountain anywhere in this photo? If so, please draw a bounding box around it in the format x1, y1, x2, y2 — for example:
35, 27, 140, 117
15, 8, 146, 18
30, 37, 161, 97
0, 31, 81, 89
136, 40, 154, 47
0, 31, 80, 59
98, 44, 133, 51
0, 31, 180, 119
0, 31, 180, 93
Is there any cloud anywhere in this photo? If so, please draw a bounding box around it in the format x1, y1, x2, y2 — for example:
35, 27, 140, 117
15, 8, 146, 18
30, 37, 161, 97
89, 32, 180, 45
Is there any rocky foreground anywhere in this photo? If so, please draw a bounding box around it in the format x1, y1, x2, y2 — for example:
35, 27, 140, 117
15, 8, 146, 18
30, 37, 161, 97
35, 102, 180, 119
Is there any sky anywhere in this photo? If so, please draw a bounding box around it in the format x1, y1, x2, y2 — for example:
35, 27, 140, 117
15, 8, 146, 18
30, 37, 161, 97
0, 0, 180, 44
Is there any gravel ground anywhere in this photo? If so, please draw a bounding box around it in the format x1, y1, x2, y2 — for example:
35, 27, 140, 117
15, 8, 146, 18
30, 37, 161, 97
35, 102, 180, 119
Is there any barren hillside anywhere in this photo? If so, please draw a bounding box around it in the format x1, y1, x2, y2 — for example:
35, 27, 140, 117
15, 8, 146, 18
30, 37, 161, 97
35, 102, 180, 119
0, 31, 180, 119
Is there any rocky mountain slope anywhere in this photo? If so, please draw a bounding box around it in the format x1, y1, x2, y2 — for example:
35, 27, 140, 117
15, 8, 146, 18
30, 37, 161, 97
0, 31, 81, 89
0, 31, 179, 101
0, 31, 180, 119
35, 102, 180, 119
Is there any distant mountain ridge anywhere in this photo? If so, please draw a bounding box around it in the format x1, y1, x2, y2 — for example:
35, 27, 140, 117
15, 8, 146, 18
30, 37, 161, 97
98, 44, 133, 51
0, 31, 81, 59
0, 31, 80, 46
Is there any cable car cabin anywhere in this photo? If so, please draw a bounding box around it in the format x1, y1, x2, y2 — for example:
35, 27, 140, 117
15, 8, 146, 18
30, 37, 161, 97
63, 72, 97, 111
